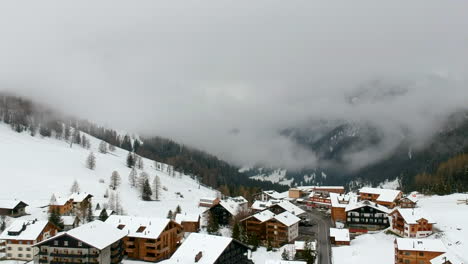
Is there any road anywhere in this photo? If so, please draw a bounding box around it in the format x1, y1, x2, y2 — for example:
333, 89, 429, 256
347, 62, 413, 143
299, 207, 333, 264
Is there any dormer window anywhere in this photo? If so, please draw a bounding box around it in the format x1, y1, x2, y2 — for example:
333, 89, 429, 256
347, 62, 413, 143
136, 226, 146, 233
117, 224, 125, 230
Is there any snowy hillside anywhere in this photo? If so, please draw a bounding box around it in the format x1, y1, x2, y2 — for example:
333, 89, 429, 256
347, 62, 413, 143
0, 123, 217, 220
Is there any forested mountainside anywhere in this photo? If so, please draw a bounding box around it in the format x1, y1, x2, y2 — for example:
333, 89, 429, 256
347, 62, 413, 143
247, 111, 468, 194
0, 94, 286, 200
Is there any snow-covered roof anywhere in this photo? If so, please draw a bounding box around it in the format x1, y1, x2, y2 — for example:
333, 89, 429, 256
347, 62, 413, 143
330, 228, 350, 242
0, 219, 49, 241
50, 196, 71, 206
393, 208, 435, 224
252, 200, 271, 211
231, 196, 248, 204
293, 241, 316, 251
400, 194, 419, 203
0, 200, 28, 209
345, 200, 390, 214
69, 192, 93, 203
274, 211, 301, 227
359, 187, 402, 203
395, 238, 446, 252
200, 197, 218, 203
105, 215, 172, 239
430, 252, 464, 264
163, 233, 238, 264
264, 190, 288, 200
175, 213, 200, 224
274, 201, 305, 216
313, 186, 345, 190
62, 216, 78, 226
330, 193, 356, 208
39, 220, 126, 250
249, 210, 276, 223
219, 200, 240, 216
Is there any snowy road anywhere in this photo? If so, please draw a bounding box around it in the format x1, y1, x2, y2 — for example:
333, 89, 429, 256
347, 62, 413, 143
306, 209, 332, 264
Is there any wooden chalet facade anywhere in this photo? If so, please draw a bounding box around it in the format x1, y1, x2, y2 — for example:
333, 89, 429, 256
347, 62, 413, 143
105, 215, 184, 262
329, 228, 350, 246
398, 195, 418, 208
69, 192, 93, 210
199, 197, 220, 208
394, 238, 446, 264
0, 219, 57, 261
330, 193, 352, 223
390, 208, 435, 238
345, 200, 390, 231
34, 221, 126, 264
48, 197, 73, 215
0, 200, 28, 217
241, 210, 276, 242
175, 213, 200, 233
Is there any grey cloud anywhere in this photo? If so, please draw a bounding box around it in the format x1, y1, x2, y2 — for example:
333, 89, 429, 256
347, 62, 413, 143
0, 0, 468, 170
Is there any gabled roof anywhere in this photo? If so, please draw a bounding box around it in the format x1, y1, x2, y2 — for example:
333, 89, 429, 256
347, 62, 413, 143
163, 233, 246, 264
430, 252, 464, 264
0, 219, 49, 241
345, 200, 390, 214
36, 220, 126, 250
392, 208, 435, 224
330, 193, 357, 208
0, 200, 28, 210
69, 192, 93, 203
395, 238, 446, 252
273, 201, 305, 216
218, 200, 240, 216
105, 215, 174, 239
273, 211, 301, 227
50, 196, 71, 206
264, 190, 288, 200
93, 209, 114, 218
359, 187, 402, 203
400, 194, 419, 203
230, 196, 248, 204
330, 228, 350, 242
246, 210, 276, 223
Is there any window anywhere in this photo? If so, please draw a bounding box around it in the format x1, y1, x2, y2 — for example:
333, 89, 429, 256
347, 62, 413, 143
54, 241, 58, 246
26, 248, 31, 251
7, 247, 12, 250
18, 254, 23, 257
18, 247, 23, 251
26, 254, 31, 258
7, 254, 11, 257
78, 242, 83, 247
64, 241, 68, 246
404, 260, 410, 264
419, 252, 424, 257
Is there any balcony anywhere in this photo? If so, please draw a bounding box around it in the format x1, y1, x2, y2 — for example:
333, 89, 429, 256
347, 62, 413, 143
39, 259, 48, 263
38, 251, 49, 255
50, 252, 87, 258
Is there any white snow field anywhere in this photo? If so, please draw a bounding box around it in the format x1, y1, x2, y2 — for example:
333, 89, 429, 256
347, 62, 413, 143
332, 193, 468, 264
0, 123, 216, 222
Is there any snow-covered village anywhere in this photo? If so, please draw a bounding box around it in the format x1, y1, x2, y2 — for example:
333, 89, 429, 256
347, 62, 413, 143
1, 1, 468, 264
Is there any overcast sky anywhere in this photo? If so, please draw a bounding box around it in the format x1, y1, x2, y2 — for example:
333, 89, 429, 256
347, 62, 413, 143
1, 1, 468, 170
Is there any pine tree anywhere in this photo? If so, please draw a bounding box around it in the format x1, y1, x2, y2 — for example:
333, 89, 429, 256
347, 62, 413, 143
126, 152, 135, 168
81, 134, 87, 148
86, 152, 96, 170
104, 189, 109, 198
133, 139, 141, 153
99, 209, 109, 221
175, 205, 181, 214
121, 135, 133, 151
108, 144, 116, 152
207, 211, 219, 235
0, 216, 6, 231
70, 180, 80, 194
281, 248, 289, 259
138, 171, 149, 188
136, 156, 144, 170
128, 168, 137, 187
153, 175, 161, 200
73, 129, 81, 144
167, 210, 173, 219
232, 223, 240, 240
49, 208, 64, 230
95, 203, 101, 210
86, 202, 94, 223
64, 125, 71, 141
108, 191, 116, 211
142, 178, 152, 201
115, 191, 123, 214
109, 171, 121, 190
98, 141, 108, 154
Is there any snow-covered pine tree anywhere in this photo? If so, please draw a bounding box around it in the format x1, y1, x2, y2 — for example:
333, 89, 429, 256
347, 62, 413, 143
104, 189, 109, 198
98, 141, 108, 154
136, 155, 144, 169
153, 175, 161, 200
86, 152, 96, 170
108, 191, 116, 211
142, 178, 152, 201
115, 191, 124, 214
99, 209, 109, 221
128, 168, 137, 187
70, 180, 80, 194
138, 171, 149, 189
126, 152, 135, 168
108, 144, 116, 152
175, 205, 181, 214
87, 202, 94, 223
109, 171, 121, 190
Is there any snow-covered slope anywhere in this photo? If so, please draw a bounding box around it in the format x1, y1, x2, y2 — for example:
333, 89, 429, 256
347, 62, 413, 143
0, 123, 216, 221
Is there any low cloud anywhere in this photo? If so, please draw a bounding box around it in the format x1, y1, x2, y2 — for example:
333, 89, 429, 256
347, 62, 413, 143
1, 1, 468, 170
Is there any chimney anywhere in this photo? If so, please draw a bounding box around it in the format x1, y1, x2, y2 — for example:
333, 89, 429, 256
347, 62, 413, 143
195, 251, 203, 262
